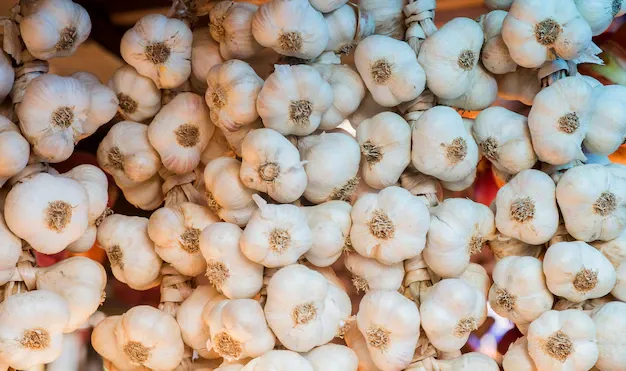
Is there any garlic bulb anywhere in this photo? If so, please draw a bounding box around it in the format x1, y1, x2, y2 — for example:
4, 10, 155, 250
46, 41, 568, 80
0, 212, 21, 286
356, 112, 411, 189
200, 222, 264, 299
479, 10, 517, 75
574, 0, 626, 36
5, 172, 88, 254
176, 285, 220, 358
257, 64, 333, 136
485, 0, 514, 10
210, 2, 263, 60
298, 132, 361, 203
121, 14, 192, 89
489, 256, 553, 333
438, 63, 499, 112
473, 106, 537, 174
420, 278, 487, 352
92, 316, 142, 371
242, 350, 314, 371
264, 264, 349, 352
108, 64, 161, 122
0, 116, 29, 180
557, 164, 626, 242
0, 290, 70, 370
497, 67, 542, 106
114, 305, 184, 371
19, 0, 91, 60
527, 310, 598, 371
241, 196, 312, 268
355, 35, 426, 107
350, 186, 430, 265
584, 85, 626, 155
592, 301, 626, 371
191, 28, 225, 93
544, 241, 616, 303
70, 72, 118, 139
304, 344, 358, 371
411, 106, 479, 182
97, 214, 162, 290
495, 169, 559, 245
251, 0, 329, 60
324, 4, 373, 54
356, 290, 420, 371
302, 201, 351, 267
0, 52, 14, 104
489, 233, 544, 261
148, 92, 215, 174
592, 230, 626, 301
206, 60, 263, 132
206, 299, 275, 361
503, 338, 538, 371
239, 128, 307, 203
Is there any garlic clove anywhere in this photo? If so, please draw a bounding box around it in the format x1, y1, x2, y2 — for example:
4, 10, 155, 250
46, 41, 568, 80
92, 316, 144, 371
0, 115, 30, 179
302, 201, 352, 267
210, 2, 263, 60
502, 336, 538, 371
0, 52, 14, 104
62, 164, 108, 224
71, 72, 118, 139
176, 285, 221, 358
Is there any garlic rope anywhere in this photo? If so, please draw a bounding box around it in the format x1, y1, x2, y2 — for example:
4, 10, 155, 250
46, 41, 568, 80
399, 165, 442, 207
403, 254, 437, 307
159, 264, 194, 317
161, 167, 206, 208
403, 0, 437, 54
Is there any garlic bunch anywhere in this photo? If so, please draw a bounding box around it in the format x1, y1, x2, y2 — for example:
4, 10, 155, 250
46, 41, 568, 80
19, 0, 91, 60
71, 72, 118, 139
239, 128, 307, 203
423, 198, 496, 278
356, 112, 411, 189
200, 222, 264, 299
350, 186, 430, 265
420, 278, 487, 352
592, 301, 626, 371
0, 116, 29, 183
478, 10, 517, 75
302, 201, 352, 267
121, 14, 192, 89
264, 264, 349, 352
502, 337, 537, 371
0, 52, 14, 104
324, 4, 374, 54
592, 229, 626, 301
298, 132, 361, 203
473, 106, 537, 175
574, 0, 626, 36
355, 35, 426, 107
495, 169, 559, 245
583, 85, 626, 155
356, 290, 420, 371
108, 64, 162, 122
206, 60, 264, 132
176, 285, 220, 358
0, 213, 21, 287
496, 67, 542, 106
242, 350, 314, 371
257, 64, 333, 136
191, 28, 225, 93
210, 2, 263, 60
304, 344, 358, 371
252, 0, 328, 60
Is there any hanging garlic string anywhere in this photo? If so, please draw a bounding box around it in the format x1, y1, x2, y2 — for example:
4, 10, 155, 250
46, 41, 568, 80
538, 58, 578, 88
1, 243, 36, 303
400, 165, 442, 207
158, 263, 194, 317
404, 0, 438, 55
160, 167, 206, 208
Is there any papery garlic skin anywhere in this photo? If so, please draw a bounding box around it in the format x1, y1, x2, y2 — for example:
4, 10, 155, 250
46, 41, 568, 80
350, 186, 430, 265
489, 233, 544, 261
191, 28, 225, 93
71, 72, 118, 139
592, 229, 626, 301
108, 64, 162, 122
527, 310, 598, 371
176, 285, 220, 358
252, 0, 329, 60
302, 201, 352, 267
210, 2, 263, 60
0, 52, 14, 104
497, 67, 541, 106
495, 169, 559, 245
356, 290, 420, 371
356, 112, 411, 189
0, 212, 21, 286
592, 301, 626, 371
304, 344, 358, 371
355, 35, 426, 107
574, 0, 626, 36
121, 14, 192, 89
503, 337, 537, 371
92, 316, 143, 371
200, 222, 263, 299
242, 350, 314, 371
584, 85, 626, 155
0, 116, 29, 179
19, 0, 91, 60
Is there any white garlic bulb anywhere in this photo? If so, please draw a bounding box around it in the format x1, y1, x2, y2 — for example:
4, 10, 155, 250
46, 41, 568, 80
592, 301, 626, 371
350, 186, 430, 265
304, 344, 358, 371
423, 198, 496, 278
0, 116, 29, 180
495, 169, 559, 245
242, 350, 314, 371
191, 28, 225, 93
176, 285, 220, 358
92, 316, 142, 371
121, 14, 192, 89
0, 212, 21, 286
0, 52, 14, 104
324, 4, 373, 54
355, 35, 426, 107
108, 64, 161, 122
210, 2, 263, 60
584, 85, 626, 155
574, 0, 626, 36
479, 10, 517, 75
252, 0, 329, 60
70, 72, 118, 139
592, 229, 626, 301
302, 200, 352, 267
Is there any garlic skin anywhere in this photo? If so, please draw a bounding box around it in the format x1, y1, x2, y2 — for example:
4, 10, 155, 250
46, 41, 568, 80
121, 14, 192, 89
356, 112, 411, 190
252, 0, 329, 60
489, 233, 544, 261
97, 214, 162, 290
71, 72, 118, 139
210, 2, 263, 60
355, 35, 426, 107
304, 344, 358, 371
584, 85, 626, 155
0, 212, 21, 286
544, 241, 616, 303
92, 316, 143, 371
301, 201, 351, 267
356, 290, 420, 371
502, 0, 592, 68
557, 164, 626, 242
423, 198, 496, 278
592, 301, 626, 371
257, 65, 333, 136
502, 337, 537, 371
264, 264, 348, 352
495, 169, 559, 245
574, 0, 626, 36
19, 0, 91, 60
411, 106, 480, 182
242, 350, 314, 371
239, 128, 307, 203
191, 28, 225, 93
200, 222, 264, 299
206, 299, 275, 361
176, 285, 220, 358
592, 229, 626, 301
473, 106, 537, 175
0, 290, 70, 370
149, 92, 215, 174
420, 278, 487, 352
108, 64, 162, 122
114, 305, 184, 371
0, 52, 14, 104
497, 67, 542, 106
5, 173, 89, 254
241, 196, 312, 268
489, 256, 554, 333
298, 133, 361, 203
0, 116, 30, 179
350, 186, 430, 265
206, 60, 264, 132
527, 310, 598, 371
479, 10, 517, 75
